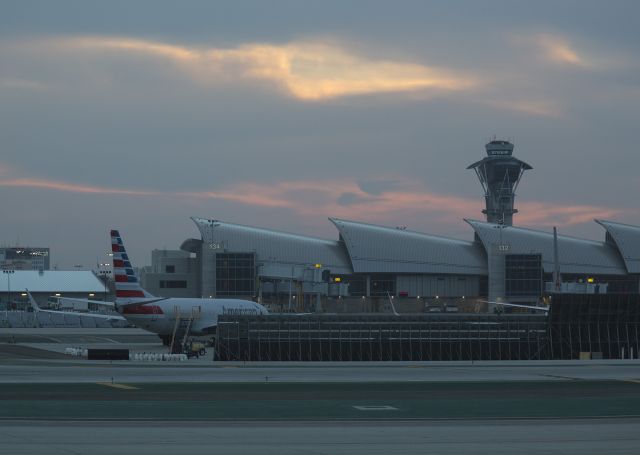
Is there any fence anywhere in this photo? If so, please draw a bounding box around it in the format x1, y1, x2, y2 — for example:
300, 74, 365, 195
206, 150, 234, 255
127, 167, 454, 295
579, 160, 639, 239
215, 313, 549, 361
548, 293, 640, 359
216, 294, 640, 361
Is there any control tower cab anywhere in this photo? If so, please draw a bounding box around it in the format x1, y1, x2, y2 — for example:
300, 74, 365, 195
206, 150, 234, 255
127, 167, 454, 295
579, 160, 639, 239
467, 140, 532, 226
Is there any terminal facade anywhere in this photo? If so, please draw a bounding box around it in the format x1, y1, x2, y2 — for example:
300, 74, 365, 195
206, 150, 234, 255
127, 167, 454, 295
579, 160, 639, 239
0, 247, 50, 271
140, 141, 640, 311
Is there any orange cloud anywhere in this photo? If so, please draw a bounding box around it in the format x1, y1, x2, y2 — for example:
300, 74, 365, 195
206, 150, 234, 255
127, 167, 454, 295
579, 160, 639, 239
535, 34, 585, 66
65, 37, 198, 61
0, 177, 158, 196
516, 202, 621, 226
0, 169, 622, 229
195, 180, 617, 228
40, 36, 476, 101
486, 99, 563, 118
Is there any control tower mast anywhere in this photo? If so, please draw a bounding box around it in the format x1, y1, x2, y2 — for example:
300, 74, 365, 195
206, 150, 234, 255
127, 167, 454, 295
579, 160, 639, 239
467, 140, 532, 226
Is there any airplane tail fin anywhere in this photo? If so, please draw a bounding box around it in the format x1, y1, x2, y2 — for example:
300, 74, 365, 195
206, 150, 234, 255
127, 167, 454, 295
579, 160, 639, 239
110, 230, 155, 305
25, 289, 40, 313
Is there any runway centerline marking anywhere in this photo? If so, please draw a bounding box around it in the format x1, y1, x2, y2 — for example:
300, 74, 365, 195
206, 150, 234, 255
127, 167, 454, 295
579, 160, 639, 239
96, 382, 139, 390
353, 405, 398, 411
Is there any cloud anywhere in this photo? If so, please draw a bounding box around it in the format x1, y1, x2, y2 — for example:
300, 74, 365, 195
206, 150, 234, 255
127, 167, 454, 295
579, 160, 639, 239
535, 34, 586, 66
486, 98, 563, 118
0, 165, 621, 229
0, 173, 159, 196
4, 35, 599, 117
516, 202, 621, 226
511, 33, 589, 68
67, 36, 198, 61
0, 78, 48, 91
19, 36, 476, 101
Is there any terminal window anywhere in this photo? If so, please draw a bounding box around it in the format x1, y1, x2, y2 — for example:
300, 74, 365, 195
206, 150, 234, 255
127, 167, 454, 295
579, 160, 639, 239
343, 275, 367, 296
505, 254, 543, 297
159, 280, 187, 288
370, 274, 396, 297
216, 253, 255, 297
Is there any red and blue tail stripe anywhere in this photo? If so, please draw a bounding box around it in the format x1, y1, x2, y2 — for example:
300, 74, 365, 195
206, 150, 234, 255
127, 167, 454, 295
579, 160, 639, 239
110, 229, 154, 300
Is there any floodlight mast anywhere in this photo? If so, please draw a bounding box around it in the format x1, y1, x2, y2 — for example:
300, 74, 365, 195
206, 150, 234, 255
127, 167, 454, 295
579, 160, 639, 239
467, 140, 532, 226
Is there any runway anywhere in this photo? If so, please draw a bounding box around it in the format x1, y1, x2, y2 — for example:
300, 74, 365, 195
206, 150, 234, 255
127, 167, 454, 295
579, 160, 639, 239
2, 380, 640, 421
1, 419, 639, 455
2, 360, 640, 384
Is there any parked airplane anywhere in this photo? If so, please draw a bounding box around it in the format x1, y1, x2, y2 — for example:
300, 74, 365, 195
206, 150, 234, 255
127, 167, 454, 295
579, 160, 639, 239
25, 290, 125, 323
110, 229, 268, 344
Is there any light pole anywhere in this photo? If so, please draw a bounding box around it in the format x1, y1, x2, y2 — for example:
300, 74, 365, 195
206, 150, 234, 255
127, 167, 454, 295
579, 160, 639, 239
96, 252, 113, 302
3, 270, 15, 307
98, 270, 111, 301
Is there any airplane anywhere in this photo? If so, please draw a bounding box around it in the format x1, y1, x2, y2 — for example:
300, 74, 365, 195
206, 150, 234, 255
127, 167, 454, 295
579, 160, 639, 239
25, 290, 126, 323
48, 295, 118, 311
110, 229, 269, 345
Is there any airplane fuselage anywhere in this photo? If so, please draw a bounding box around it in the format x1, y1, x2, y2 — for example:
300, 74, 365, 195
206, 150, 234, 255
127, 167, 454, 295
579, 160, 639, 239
119, 298, 267, 336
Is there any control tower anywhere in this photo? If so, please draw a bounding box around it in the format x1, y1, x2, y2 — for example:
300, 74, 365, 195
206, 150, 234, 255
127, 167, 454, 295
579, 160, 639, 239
467, 140, 532, 226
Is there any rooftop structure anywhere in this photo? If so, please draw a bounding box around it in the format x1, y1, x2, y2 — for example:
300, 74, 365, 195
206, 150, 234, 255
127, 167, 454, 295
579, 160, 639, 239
0, 270, 107, 306
0, 247, 50, 271
596, 219, 640, 274
330, 218, 486, 275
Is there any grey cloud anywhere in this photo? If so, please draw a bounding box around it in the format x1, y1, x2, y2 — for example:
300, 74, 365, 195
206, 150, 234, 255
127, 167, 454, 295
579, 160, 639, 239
1, 1, 639, 267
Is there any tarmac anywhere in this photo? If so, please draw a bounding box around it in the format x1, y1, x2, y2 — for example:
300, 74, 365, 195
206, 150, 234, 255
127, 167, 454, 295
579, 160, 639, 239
1, 327, 640, 453
1, 419, 639, 455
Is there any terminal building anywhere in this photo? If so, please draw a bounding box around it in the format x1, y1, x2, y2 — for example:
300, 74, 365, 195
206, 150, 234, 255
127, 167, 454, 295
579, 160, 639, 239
140, 140, 640, 311
0, 247, 50, 271
0, 270, 107, 308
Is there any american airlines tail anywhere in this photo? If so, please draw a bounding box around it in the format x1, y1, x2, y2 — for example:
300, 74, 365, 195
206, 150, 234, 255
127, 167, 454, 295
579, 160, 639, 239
110, 230, 156, 305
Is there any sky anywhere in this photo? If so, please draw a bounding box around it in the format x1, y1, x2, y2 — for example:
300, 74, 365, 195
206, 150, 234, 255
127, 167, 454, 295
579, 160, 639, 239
0, 0, 639, 269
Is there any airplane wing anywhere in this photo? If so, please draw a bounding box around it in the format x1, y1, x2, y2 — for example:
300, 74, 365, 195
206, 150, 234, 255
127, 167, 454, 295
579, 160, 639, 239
480, 300, 549, 313
26, 290, 125, 321
52, 295, 168, 311
39, 309, 125, 321
51, 296, 117, 309
114, 297, 167, 310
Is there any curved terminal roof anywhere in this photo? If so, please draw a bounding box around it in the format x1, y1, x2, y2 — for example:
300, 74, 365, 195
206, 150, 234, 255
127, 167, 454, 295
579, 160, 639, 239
191, 217, 352, 274
180, 238, 203, 253
466, 219, 627, 275
596, 220, 640, 274
330, 218, 487, 275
